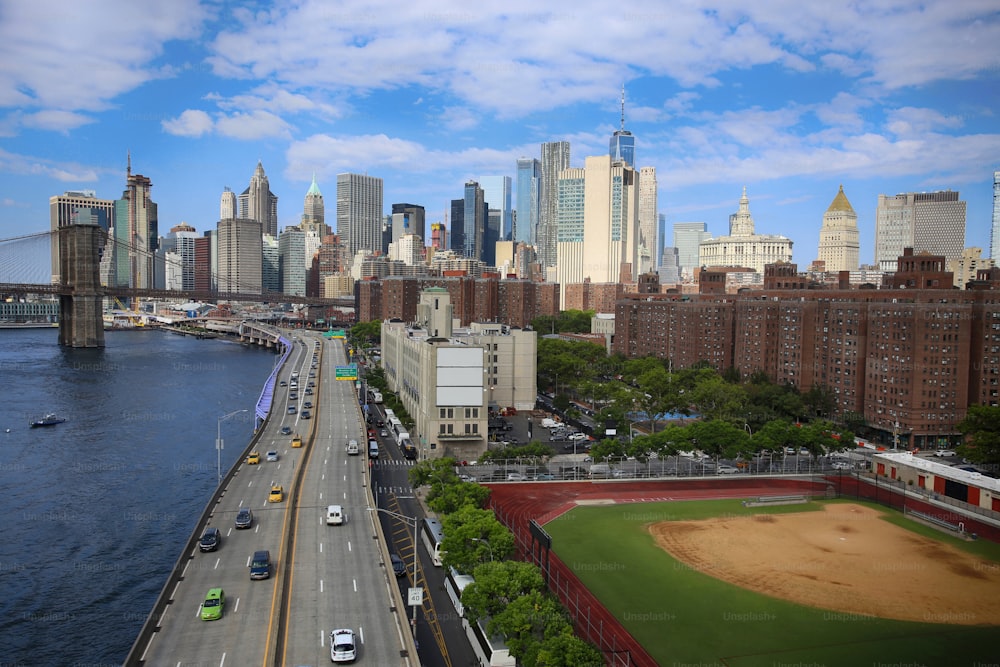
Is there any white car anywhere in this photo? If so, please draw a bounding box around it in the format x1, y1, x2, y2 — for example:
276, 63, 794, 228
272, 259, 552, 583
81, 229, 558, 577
831, 461, 851, 470
716, 464, 740, 474
266, 451, 279, 462
933, 449, 957, 457
568, 432, 589, 441
330, 628, 357, 662
506, 472, 527, 482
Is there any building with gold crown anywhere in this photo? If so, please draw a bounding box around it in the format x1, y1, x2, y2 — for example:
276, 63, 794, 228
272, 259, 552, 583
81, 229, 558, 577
698, 187, 793, 274
816, 185, 859, 272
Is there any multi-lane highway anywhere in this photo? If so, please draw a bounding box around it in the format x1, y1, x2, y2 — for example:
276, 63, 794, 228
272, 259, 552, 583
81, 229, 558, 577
130, 332, 416, 666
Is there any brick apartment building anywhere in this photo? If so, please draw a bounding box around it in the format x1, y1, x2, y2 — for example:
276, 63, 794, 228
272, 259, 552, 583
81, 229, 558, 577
614, 250, 1000, 449
356, 274, 559, 328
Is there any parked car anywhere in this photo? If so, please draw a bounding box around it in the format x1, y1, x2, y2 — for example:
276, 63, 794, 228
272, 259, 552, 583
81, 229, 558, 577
716, 464, 740, 474
934, 449, 957, 457
831, 461, 851, 470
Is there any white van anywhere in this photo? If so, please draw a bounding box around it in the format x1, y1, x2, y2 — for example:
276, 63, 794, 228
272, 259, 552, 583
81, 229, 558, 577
346, 439, 359, 455
326, 505, 344, 525
541, 418, 558, 428
368, 440, 379, 458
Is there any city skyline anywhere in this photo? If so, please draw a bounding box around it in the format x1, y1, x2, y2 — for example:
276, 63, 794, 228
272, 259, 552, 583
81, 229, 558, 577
1, 2, 999, 268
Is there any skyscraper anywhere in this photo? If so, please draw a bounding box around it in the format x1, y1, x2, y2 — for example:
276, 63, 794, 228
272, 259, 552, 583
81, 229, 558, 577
220, 187, 237, 220
279, 226, 306, 296
816, 185, 860, 272
538, 141, 570, 269
300, 174, 326, 236
991, 170, 1000, 259
480, 175, 512, 241
673, 222, 711, 278
515, 158, 540, 245
609, 85, 635, 168
638, 167, 657, 273
462, 180, 487, 262
336, 173, 384, 257
875, 190, 967, 271
112, 156, 158, 290
555, 155, 639, 302
217, 218, 262, 293
161, 222, 198, 290
238, 161, 279, 237
391, 203, 426, 244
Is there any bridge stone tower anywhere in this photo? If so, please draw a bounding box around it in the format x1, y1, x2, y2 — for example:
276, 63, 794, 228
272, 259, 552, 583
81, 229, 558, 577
59, 222, 105, 347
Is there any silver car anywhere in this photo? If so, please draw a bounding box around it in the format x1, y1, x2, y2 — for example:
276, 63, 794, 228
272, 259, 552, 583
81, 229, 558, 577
330, 628, 357, 662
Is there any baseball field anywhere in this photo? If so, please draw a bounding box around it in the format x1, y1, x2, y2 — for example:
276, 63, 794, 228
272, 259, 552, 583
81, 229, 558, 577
544, 498, 1000, 666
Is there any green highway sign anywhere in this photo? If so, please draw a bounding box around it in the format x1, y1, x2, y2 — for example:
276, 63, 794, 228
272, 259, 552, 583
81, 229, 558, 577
335, 364, 358, 380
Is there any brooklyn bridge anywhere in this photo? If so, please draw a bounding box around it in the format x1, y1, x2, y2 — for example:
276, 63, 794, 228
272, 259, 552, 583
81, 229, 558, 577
0, 225, 355, 347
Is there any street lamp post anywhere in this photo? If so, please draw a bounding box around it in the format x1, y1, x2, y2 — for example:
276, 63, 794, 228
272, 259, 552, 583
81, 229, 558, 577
368, 507, 420, 631
217, 409, 249, 484
472, 537, 494, 562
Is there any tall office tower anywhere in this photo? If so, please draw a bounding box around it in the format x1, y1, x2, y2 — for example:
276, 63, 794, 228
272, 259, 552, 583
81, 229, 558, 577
555, 155, 639, 302
279, 226, 306, 296
538, 141, 570, 268
673, 222, 711, 279
336, 173, 383, 257
462, 181, 487, 261
193, 235, 212, 292
638, 167, 658, 273
162, 222, 198, 290
391, 203, 426, 245
699, 188, 793, 273
875, 190, 967, 271
431, 222, 446, 250
515, 158, 540, 245
658, 246, 681, 284
220, 187, 237, 220
449, 199, 465, 253
816, 185, 860, 272
480, 175, 512, 241
300, 174, 327, 236
262, 234, 280, 293
238, 161, 279, 237
49, 190, 114, 283
217, 218, 262, 293
992, 170, 1000, 259
609, 85, 635, 168
658, 213, 668, 268
112, 156, 158, 290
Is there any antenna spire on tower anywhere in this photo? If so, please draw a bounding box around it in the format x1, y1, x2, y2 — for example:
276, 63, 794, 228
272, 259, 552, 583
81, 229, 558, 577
127, 150, 131, 177
620, 83, 626, 132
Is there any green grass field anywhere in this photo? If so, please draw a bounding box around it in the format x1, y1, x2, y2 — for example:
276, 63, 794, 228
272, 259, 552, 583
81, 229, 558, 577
545, 498, 1000, 667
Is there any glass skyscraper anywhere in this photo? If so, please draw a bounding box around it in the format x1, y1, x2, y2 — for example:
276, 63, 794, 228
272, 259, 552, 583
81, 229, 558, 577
480, 175, 512, 242
515, 158, 540, 245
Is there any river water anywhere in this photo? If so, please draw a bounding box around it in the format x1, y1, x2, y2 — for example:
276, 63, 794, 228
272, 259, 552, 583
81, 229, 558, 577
0, 328, 276, 666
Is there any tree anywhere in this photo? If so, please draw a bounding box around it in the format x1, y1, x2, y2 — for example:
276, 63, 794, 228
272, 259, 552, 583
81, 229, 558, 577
534, 628, 604, 667
428, 481, 491, 515
440, 506, 515, 573
957, 405, 1000, 464
461, 560, 546, 624
685, 419, 748, 461
488, 590, 570, 666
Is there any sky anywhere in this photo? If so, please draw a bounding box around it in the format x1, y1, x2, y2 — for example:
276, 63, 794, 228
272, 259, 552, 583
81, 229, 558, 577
1, 0, 1000, 273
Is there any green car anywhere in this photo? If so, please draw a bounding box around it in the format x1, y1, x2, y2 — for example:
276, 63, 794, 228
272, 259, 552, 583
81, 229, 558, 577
201, 587, 225, 621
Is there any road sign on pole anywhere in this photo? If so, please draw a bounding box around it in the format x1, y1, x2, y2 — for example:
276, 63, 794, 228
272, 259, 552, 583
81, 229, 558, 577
335, 364, 359, 380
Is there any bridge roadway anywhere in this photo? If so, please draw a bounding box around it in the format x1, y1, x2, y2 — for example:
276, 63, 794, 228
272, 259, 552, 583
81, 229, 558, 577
133, 332, 414, 666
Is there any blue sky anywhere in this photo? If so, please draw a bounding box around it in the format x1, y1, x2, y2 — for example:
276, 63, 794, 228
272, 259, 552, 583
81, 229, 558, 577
1, 0, 999, 271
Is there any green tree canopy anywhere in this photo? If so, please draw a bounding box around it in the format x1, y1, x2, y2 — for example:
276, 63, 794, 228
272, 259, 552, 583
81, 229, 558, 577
461, 560, 546, 624
440, 506, 515, 574
957, 405, 1000, 464
488, 590, 570, 666
534, 627, 604, 667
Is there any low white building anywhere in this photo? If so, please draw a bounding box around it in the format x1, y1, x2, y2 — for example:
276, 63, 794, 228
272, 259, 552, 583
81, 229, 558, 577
381, 287, 537, 461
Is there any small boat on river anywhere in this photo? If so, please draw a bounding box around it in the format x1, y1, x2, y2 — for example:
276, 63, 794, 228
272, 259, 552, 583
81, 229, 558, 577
30, 414, 66, 428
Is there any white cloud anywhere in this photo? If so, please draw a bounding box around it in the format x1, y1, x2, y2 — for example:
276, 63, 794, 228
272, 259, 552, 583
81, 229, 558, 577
0, 0, 208, 114
162, 109, 214, 137
885, 107, 964, 137
20, 110, 95, 132
216, 111, 293, 141
0, 148, 100, 182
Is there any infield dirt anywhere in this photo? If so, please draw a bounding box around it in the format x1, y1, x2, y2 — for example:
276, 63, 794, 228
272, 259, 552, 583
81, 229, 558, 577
649, 502, 1000, 625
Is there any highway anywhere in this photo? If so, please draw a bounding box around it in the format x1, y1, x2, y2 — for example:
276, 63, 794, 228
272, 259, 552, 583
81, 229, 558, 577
131, 332, 415, 666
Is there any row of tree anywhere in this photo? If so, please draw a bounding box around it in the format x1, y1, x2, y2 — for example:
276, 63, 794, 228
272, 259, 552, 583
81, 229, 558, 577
408, 459, 604, 666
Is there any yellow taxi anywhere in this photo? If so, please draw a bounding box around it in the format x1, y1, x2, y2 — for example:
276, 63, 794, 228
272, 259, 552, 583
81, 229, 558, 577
268, 484, 284, 503
246, 452, 261, 465
291, 434, 302, 448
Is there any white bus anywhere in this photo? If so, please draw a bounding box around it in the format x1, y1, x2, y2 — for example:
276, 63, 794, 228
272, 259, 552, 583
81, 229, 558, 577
444, 568, 516, 667
420, 517, 445, 567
